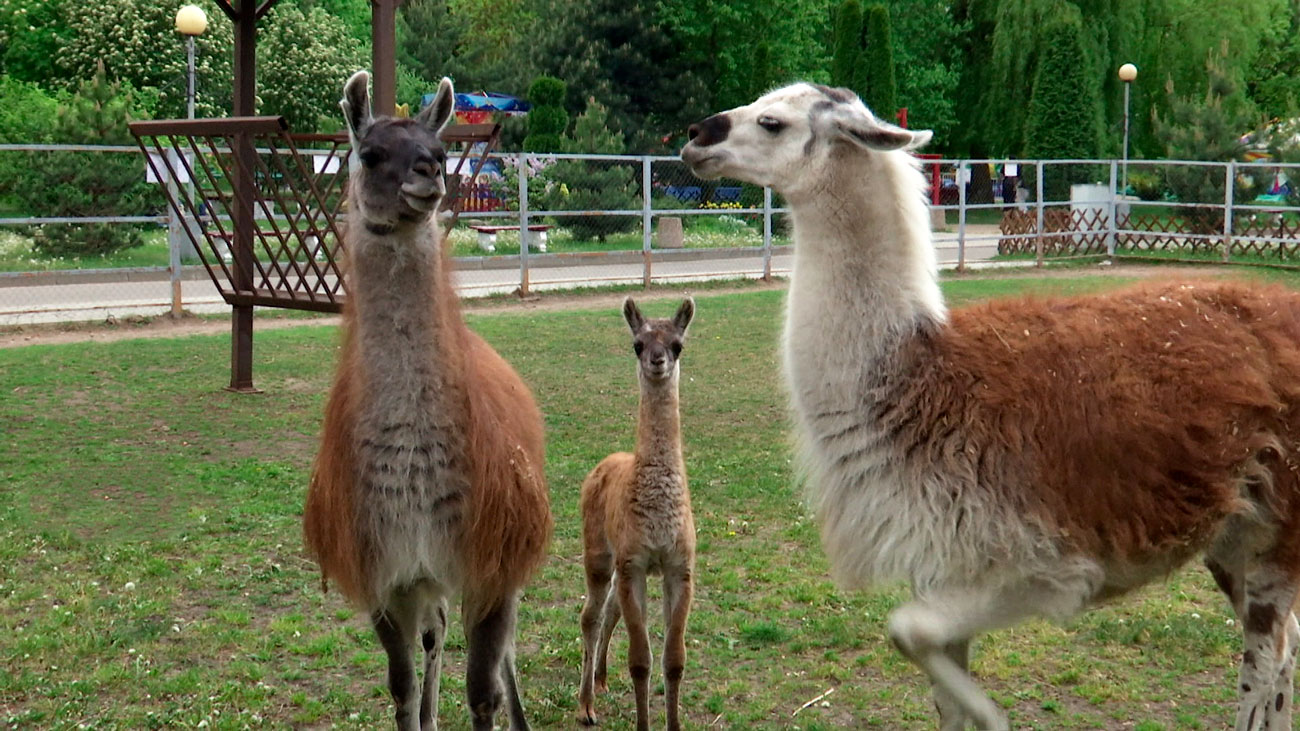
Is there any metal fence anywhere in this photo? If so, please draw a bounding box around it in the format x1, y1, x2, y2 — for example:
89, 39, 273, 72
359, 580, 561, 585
6, 147, 1300, 325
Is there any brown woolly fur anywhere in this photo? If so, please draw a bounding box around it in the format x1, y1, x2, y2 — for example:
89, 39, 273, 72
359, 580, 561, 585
303, 323, 366, 604
460, 329, 551, 617
930, 280, 1300, 571
304, 70, 548, 730
302, 229, 552, 616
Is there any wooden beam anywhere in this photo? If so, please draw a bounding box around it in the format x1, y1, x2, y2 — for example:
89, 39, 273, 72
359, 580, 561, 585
213, 0, 237, 20
371, 0, 401, 116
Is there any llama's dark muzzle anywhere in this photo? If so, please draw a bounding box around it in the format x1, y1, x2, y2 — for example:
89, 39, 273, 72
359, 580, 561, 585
687, 114, 731, 147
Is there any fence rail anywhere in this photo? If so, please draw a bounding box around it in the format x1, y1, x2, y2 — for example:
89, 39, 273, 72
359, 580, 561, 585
6, 149, 1300, 325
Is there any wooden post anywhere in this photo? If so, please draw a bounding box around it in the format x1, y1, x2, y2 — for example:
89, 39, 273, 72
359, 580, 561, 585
370, 0, 401, 117
228, 0, 259, 392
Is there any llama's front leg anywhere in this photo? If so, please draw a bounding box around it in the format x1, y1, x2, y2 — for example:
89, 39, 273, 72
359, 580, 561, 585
888, 574, 1097, 731
418, 597, 448, 731
617, 564, 652, 731
1234, 569, 1300, 731
373, 602, 421, 731
661, 565, 693, 731
579, 554, 615, 725
501, 627, 529, 731
465, 594, 527, 731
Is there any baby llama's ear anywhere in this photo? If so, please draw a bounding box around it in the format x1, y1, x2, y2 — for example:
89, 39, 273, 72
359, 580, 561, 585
673, 297, 695, 334
820, 100, 932, 152
341, 71, 372, 169
418, 77, 456, 135
623, 297, 646, 334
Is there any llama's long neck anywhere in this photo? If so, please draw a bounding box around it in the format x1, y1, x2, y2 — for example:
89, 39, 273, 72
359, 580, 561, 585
784, 151, 946, 417
634, 374, 683, 474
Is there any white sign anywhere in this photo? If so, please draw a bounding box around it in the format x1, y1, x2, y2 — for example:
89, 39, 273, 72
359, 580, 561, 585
146, 151, 192, 184
1004, 163, 1019, 176
313, 153, 342, 174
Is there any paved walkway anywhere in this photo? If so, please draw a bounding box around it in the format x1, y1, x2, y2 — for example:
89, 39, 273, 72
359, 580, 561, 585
0, 227, 1004, 326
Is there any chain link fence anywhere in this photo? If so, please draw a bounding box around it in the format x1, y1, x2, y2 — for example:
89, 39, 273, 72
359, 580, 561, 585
7, 146, 1300, 325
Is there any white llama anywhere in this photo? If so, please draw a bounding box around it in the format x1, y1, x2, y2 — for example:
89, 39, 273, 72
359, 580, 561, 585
682, 82, 1300, 731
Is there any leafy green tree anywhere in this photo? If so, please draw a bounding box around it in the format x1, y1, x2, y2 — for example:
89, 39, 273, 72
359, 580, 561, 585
398, 0, 467, 85
1154, 43, 1261, 231
523, 76, 567, 152
288, 0, 371, 47
658, 0, 828, 116
0, 0, 72, 85
862, 4, 897, 119
0, 76, 60, 143
60, 0, 234, 119
1247, 1, 1300, 119
868, 0, 964, 147
540, 97, 639, 241
0, 65, 158, 258
830, 0, 864, 90
259, 4, 367, 132
1022, 16, 1102, 200
532, 0, 708, 150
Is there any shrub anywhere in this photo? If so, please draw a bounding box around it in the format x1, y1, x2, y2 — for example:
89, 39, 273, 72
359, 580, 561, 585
537, 97, 638, 241
523, 76, 568, 153
0, 65, 158, 258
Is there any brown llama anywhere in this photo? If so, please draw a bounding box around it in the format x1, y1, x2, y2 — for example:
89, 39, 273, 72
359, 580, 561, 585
577, 297, 696, 731
683, 81, 1300, 731
302, 71, 551, 731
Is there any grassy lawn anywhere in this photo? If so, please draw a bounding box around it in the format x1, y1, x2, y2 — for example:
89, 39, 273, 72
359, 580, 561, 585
0, 274, 1278, 729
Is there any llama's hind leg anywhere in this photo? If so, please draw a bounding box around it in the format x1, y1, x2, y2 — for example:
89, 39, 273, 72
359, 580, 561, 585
418, 596, 448, 731
888, 568, 1100, 731
1232, 567, 1300, 731
579, 551, 615, 725
930, 640, 972, 731
594, 573, 622, 692
373, 589, 426, 731
465, 593, 528, 731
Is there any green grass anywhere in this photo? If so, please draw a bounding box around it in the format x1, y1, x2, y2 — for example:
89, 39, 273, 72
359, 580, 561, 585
0, 273, 1279, 729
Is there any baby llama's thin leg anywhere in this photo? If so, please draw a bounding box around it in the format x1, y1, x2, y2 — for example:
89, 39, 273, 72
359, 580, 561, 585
595, 575, 622, 692
617, 565, 652, 731
418, 596, 448, 731
662, 565, 693, 731
579, 552, 615, 724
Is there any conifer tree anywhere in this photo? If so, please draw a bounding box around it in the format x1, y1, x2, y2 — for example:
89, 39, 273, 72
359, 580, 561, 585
1022, 16, 1102, 200
862, 4, 897, 119
830, 0, 864, 90
541, 97, 639, 241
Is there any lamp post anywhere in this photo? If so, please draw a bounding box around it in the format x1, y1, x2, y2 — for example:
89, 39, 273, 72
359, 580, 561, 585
1118, 62, 1138, 194
175, 5, 208, 119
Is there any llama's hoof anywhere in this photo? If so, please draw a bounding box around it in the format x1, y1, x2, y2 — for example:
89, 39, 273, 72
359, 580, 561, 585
577, 706, 599, 725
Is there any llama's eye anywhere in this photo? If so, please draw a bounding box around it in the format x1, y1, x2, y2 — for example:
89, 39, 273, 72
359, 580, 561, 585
671, 342, 682, 357
359, 148, 386, 167
758, 116, 785, 134
634, 342, 644, 356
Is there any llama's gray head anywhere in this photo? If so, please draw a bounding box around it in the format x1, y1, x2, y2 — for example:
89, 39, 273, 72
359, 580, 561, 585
341, 70, 455, 231
680, 83, 931, 197
623, 297, 695, 383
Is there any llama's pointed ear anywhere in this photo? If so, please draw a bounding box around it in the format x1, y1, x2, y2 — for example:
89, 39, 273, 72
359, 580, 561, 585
417, 77, 455, 135
341, 71, 372, 154
623, 297, 645, 334
673, 297, 695, 334
828, 105, 931, 152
